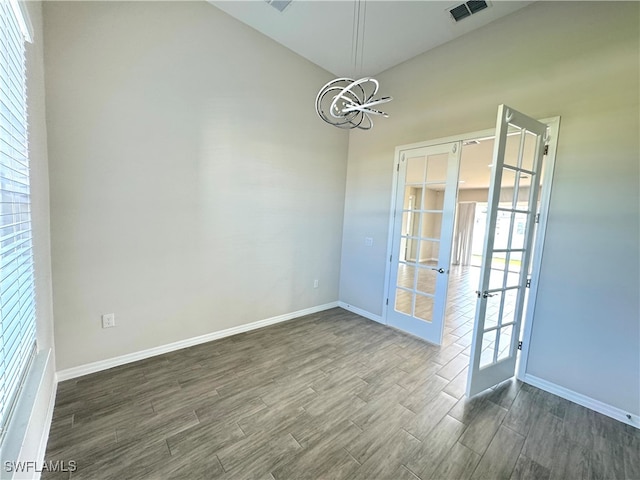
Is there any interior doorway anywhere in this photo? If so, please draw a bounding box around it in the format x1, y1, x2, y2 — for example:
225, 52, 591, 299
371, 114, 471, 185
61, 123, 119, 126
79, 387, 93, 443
443, 140, 500, 349
384, 107, 560, 394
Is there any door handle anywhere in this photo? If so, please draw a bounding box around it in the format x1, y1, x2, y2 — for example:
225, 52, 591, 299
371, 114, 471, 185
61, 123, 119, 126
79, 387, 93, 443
431, 267, 445, 274
476, 291, 496, 298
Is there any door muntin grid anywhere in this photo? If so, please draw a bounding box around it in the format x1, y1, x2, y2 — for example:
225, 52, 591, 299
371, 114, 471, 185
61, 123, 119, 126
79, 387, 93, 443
394, 152, 448, 323
471, 107, 546, 386
387, 142, 460, 345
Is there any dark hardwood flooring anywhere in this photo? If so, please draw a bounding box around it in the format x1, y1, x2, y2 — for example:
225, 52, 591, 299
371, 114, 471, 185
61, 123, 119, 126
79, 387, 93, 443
44, 280, 638, 479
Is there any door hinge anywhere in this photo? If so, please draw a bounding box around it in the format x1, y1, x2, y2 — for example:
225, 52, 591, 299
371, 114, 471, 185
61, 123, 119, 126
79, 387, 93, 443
397, 163, 400, 172
389, 255, 392, 262
535, 213, 540, 224
544, 145, 549, 155
518, 341, 523, 351
526, 278, 531, 288
386, 298, 389, 306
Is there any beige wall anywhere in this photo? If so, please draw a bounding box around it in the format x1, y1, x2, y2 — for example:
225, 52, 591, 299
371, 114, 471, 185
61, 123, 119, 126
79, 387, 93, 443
339, 2, 639, 414
44, 2, 348, 371
457, 187, 531, 204
458, 189, 488, 203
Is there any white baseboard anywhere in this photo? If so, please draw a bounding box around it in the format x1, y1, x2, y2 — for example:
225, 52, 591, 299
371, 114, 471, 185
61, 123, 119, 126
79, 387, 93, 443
57, 302, 339, 382
338, 301, 385, 325
524, 373, 639, 429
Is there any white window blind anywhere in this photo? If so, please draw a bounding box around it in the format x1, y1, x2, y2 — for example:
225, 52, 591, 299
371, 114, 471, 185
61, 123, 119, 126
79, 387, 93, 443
0, 0, 36, 438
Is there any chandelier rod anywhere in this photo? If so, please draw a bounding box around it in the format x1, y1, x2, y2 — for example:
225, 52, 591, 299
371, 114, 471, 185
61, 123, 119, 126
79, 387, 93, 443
314, 0, 392, 130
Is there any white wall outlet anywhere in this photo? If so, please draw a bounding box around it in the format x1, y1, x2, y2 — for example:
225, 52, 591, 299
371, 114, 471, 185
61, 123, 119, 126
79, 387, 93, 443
102, 313, 116, 329
313, 279, 319, 288
365, 237, 374, 247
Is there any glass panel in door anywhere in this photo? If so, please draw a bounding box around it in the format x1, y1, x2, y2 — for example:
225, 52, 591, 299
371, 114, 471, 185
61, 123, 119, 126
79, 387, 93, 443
387, 142, 461, 344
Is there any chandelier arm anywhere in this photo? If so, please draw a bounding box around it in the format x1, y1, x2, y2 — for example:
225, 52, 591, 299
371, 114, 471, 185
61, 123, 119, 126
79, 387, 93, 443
316, 86, 360, 125
356, 113, 373, 130
314, 78, 357, 106
315, 81, 364, 121
362, 109, 389, 118
348, 111, 365, 129
341, 96, 393, 114
328, 78, 372, 121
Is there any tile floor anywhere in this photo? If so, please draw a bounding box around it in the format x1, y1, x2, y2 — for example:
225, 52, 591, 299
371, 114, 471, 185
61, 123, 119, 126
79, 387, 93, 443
42, 269, 638, 479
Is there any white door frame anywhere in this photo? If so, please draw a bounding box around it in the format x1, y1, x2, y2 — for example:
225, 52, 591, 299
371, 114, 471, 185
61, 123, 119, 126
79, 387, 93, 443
383, 116, 560, 380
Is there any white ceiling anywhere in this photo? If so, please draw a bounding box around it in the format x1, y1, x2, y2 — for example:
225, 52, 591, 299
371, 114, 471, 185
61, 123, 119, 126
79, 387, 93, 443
209, 0, 534, 77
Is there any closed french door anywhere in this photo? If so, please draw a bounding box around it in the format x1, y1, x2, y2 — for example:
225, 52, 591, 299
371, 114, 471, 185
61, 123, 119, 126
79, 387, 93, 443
386, 142, 461, 344
466, 105, 547, 396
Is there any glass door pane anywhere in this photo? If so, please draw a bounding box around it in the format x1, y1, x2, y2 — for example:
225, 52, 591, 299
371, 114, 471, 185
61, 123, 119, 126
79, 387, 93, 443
467, 105, 547, 396
387, 142, 461, 344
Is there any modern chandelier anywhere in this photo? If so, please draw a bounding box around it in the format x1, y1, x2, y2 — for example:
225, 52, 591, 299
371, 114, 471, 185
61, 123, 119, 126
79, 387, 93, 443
315, 0, 392, 130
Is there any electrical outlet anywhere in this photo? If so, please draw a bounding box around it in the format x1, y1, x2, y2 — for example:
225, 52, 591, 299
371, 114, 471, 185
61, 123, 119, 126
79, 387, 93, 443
102, 313, 116, 329
313, 279, 319, 288
365, 237, 374, 247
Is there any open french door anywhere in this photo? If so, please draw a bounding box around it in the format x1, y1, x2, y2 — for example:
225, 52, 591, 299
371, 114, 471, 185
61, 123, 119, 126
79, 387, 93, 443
466, 105, 547, 396
387, 142, 461, 344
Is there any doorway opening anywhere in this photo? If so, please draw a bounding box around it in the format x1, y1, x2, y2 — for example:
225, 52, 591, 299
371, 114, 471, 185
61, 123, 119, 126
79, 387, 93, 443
384, 106, 559, 395
446, 139, 498, 348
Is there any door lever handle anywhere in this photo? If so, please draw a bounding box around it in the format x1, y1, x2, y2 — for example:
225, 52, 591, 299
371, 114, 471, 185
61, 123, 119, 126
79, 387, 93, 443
431, 267, 445, 274
476, 291, 496, 298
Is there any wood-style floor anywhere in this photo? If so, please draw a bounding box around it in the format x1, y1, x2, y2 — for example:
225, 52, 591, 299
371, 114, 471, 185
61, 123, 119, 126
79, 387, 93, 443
44, 276, 638, 479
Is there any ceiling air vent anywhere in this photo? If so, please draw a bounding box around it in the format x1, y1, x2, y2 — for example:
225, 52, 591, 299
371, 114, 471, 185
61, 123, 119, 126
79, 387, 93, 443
264, 0, 292, 13
449, 0, 489, 22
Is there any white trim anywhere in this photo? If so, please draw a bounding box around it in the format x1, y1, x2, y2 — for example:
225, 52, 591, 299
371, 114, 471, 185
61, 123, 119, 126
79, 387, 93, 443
524, 373, 639, 429
393, 116, 558, 153
394, 116, 559, 153
381, 152, 402, 323
517, 116, 561, 380
338, 301, 384, 325
57, 302, 339, 381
